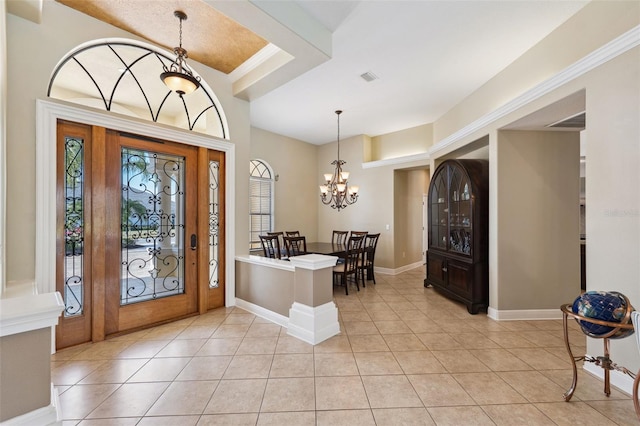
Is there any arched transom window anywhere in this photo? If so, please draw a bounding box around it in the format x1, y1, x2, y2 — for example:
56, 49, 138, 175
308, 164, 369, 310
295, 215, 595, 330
48, 38, 229, 139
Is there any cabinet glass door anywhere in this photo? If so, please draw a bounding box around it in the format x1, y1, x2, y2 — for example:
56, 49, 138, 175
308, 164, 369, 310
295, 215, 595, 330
430, 169, 448, 250
449, 166, 472, 256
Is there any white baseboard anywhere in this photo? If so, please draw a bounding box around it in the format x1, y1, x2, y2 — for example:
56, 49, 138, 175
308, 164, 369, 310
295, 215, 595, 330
234, 298, 340, 345
487, 307, 562, 321
234, 298, 289, 328
1, 384, 61, 425
375, 261, 424, 276
583, 358, 634, 397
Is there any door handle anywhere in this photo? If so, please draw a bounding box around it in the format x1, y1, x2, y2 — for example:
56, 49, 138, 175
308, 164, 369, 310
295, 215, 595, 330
190, 234, 197, 251
442, 267, 448, 272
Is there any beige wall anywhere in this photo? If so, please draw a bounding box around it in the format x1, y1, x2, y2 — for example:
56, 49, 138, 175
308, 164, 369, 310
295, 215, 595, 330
0, 327, 51, 421
370, 123, 433, 161
5, 1, 252, 282
495, 130, 581, 310
250, 127, 319, 243
235, 261, 294, 317
394, 169, 429, 266
0, 0, 5, 290
582, 47, 639, 369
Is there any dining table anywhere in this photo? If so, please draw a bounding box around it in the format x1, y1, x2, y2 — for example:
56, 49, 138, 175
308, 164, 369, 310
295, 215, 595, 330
305, 242, 347, 258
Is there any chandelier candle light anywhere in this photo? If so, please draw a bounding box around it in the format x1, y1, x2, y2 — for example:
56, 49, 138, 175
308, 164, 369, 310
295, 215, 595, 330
160, 10, 201, 96
320, 110, 359, 211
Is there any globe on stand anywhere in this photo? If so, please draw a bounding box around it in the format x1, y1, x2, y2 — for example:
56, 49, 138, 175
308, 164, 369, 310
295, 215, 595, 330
572, 291, 635, 339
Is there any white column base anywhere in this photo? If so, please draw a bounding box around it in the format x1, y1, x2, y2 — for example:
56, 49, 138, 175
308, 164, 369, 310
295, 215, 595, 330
288, 301, 340, 345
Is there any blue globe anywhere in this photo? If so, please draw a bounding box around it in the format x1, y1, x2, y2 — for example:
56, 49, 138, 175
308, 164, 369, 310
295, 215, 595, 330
572, 291, 635, 339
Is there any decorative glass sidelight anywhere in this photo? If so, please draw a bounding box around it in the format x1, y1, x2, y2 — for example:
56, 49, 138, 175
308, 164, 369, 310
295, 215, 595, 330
63, 137, 85, 317
120, 148, 186, 305
208, 160, 220, 288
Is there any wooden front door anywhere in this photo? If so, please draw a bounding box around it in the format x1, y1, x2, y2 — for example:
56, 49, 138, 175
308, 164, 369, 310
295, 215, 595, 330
104, 132, 199, 335
56, 121, 226, 349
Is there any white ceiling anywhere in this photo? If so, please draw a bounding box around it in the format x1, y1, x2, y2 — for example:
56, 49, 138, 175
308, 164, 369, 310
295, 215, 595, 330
249, 0, 589, 145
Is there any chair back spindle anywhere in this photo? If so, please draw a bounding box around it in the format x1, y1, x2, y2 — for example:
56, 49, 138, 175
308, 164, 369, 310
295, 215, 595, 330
332, 230, 348, 245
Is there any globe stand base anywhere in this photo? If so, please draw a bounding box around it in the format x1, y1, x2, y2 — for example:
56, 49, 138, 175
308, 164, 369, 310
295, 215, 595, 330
560, 303, 638, 422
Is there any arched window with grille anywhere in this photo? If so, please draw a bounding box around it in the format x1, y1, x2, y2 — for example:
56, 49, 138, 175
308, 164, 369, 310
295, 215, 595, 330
249, 159, 275, 250
47, 38, 229, 139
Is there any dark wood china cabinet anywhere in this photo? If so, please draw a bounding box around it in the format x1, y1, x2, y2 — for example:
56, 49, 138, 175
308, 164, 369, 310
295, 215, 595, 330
424, 159, 489, 314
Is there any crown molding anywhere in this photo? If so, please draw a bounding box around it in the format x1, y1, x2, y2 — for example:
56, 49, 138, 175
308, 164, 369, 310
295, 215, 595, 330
228, 43, 282, 82
429, 24, 640, 158
362, 152, 430, 169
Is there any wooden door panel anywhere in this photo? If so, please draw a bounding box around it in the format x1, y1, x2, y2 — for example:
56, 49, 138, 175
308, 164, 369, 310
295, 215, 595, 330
105, 133, 199, 335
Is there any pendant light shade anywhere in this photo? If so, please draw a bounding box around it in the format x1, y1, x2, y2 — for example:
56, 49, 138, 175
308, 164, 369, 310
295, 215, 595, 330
161, 11, 201, 96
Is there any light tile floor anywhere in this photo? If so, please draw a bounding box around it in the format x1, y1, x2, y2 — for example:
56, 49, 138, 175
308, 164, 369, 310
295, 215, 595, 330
53, 267, 638, 425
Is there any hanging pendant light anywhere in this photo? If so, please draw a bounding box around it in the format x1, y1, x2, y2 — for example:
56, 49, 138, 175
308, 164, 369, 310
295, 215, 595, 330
160, 10, 201, 96
320, 110, 359, 211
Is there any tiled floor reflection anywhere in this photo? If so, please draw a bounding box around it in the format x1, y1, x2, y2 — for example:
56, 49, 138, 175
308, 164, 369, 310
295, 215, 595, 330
53, 267, 637, 425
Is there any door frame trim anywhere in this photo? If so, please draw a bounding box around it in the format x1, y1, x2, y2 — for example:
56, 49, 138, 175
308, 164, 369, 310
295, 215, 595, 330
36, 99, 236, 314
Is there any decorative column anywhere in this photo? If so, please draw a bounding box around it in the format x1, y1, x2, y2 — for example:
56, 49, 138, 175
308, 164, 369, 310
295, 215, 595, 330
287, 254, 339, 345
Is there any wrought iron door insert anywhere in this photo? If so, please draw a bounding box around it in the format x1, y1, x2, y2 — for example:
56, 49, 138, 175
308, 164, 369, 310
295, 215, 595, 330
63, 136, 85, 316
120, 147, 186, 305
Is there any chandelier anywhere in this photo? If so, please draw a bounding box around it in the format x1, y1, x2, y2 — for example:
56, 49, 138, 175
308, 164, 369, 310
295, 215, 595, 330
160, 11, 201, 96
320, 110, 359, 211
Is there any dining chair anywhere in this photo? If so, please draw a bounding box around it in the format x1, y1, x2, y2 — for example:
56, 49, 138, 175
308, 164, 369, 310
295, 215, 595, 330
332, 230, 348, 245
267, 231, 284, 243
267, 231, 286, 257
357, 233, 380, 287
259, 234, 282, 259
285, 231, 300, 237
283, 235, 307, 257
333, 234, 365, 295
